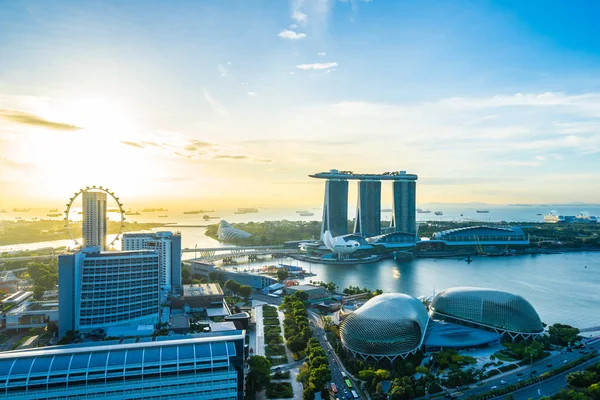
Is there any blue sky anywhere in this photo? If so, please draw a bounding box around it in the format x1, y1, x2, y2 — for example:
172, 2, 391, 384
1, 0, 600, 207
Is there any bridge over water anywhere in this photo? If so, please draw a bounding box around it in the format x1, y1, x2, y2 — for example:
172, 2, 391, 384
182, 245, 298, 263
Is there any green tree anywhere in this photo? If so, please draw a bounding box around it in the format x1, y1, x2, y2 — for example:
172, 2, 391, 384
308, 364, 331, 390
302, 387, 315, 400
181, 268, 191, 284
375, 369, 390, 381
358, 370, 377, 385
238, 285, 252, 299
589, 383, 600, 400
47, 322, 58, 335
295, 290, 309, 302
566, 371, 598, 388
548, 323, 580, 346
32, 285, 45, 300
247, 355, 272, 394
277, 269, 289, 282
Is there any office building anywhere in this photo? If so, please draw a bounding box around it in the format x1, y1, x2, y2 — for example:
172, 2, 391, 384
0, 331, 246, 399
58, 247, 160, 338
122, 231, 182, 290
391, 178, 417, 235
82, 190, 107, 250
171, 283, 226, 313
354, 180, 381, 237
320, 178, 349, 239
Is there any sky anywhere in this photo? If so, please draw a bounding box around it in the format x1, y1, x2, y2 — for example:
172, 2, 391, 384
1, 0, 600, 209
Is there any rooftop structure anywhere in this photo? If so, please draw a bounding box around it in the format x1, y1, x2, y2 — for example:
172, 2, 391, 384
285, 284, 328, 301
182, 283, 223, 297
2, 291, 32, 305
5, 301, 58, 331
0, 331, 245, 399
339, 293, 429, 360
172, 283, 226, 313
424, 320, 501, 349
309, 170, 418, 181
431, 226, 528, 246
429, 287, 544, 339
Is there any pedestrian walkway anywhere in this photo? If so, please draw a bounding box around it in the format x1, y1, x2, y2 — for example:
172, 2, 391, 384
255, 305, 265, 357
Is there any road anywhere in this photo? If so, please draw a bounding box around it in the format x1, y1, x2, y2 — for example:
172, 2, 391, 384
308, 311, 364, 400
461, 340, 600, 399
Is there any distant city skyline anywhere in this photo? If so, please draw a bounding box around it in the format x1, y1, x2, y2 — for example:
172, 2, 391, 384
2, 1, 600, 207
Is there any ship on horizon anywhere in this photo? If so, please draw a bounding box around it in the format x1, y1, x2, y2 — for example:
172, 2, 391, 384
476, 210, 490, 213
13, 208, 31, 212
417, 208, 431, 213
435, 211, 443, 216
234, 207, 258, 214
183, 210, 214, 214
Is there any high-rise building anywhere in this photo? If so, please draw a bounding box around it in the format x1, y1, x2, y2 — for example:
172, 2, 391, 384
0, 331, 246, 399
82, 190, 107, 250
354, 180, 381, 237
58, 247, 160, 338
391, 178, 417, 235
122, 231, 182, 291
320, 179, 349, 239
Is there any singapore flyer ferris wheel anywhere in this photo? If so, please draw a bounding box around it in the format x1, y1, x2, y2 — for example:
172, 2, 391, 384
63, 186, 126, 248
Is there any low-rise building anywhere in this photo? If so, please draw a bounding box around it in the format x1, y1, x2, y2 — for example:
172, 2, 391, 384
285, 284, 328, 300
5, 301, 58, 331
171, 283, 225, 312
1, 291, 32, 306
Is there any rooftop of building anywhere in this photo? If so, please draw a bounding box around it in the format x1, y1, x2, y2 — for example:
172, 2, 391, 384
0, 271, 17, 282
2, 291, 32, 304
309, 169, 418, 181
75, 247, 160, 258
122, 231, 178, 238
7, 301, 58, 315
182, 283, 223, 297
433, 225, 525, 237
287, 284, 326, 292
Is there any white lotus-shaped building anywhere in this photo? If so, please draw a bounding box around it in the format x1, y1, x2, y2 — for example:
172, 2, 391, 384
217, 220, 251, 242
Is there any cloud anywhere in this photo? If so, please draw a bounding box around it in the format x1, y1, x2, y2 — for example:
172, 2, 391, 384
0, 109, 81, 131
141, 141, 163, 148
292, 10, 308, 23
217, 63, 227, 76
120, 141, 144, 148
203, 89, 229, 118
289, 72, 295, 75
278, 29, 307, 40
190, 140, 216, 148
317, 52, 326, 56
289, 24, 298, 28
214, 155, 248, 160
214, 154, 272, 163
296, 62, 338, 70
247, 92, 258, 97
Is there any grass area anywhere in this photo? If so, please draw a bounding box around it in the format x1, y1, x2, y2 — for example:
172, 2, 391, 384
267, 356, 288, 366
265, 333, 283, 344
266, 381, 294, 398
264, 325, 281, 335
263, 317, 280, 326
272, 371, 291, 380
265, 345, 286, 357
0, 334, 7, 344
493, 352, 518, 362
12, 335, 35, 350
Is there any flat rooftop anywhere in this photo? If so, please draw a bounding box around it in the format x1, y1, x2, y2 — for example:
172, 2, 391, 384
182, 283, 223, 297
309, 169, 418, 181
287, 284, 324, 292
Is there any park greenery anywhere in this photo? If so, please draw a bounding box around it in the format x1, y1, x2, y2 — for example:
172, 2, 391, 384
279, 293, 311, 358
296, 337, 332, 400
546, 361, 600, 400
224, 279, 252, 299
246, 355, 272, 399
205, 220, 322, 245
548, 323, 581, 346
27, 259, 58, 299
0, 219, 164, 246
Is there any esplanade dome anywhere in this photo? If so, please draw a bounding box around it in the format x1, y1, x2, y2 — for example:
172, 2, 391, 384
339, 293, 429, 360
429, 287, 544, 335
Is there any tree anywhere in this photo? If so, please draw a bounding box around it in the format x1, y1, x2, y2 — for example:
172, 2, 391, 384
548, 323, 580, 346
588, 383, 600, 400
32, 285, 45, 300
295, 290, 309, 302
47, 322, 58, 336
375, 369, 390, 381
238, 285, 252, 299
247, 355, 272, 394
277, 269, 289, 282
309, 364, 331, 390
566, 371, 598, 388
287, 336, 307, 353
302, 387, 315, 400
182, 268, 191, 284
358, 370, 377, 385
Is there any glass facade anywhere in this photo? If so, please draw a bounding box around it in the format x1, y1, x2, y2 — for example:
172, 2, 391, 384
321, 180, 349, 238
340, 293, 429, 359
391, 180, 417, 235
0, 332, 245, 399
354, 180, 381, 238
429, 287, 544, 334
217, 221, 252, 241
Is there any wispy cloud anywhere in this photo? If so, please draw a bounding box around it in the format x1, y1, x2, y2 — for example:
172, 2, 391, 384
292, 10, 307, 23
217, 63, 227, 77
214, 155, 248, 160
120, 141, 144, 148
214, 154, 272, 163
289, 24, 298, 29
296, 62, 338, 70
0, 110, 81, 131
317, 52, 326, 56
203, 89, 229, 118
247, 92, 258, 97
190, 140, 216, 148
141, 141, 163, 148
278, 29, 307, 40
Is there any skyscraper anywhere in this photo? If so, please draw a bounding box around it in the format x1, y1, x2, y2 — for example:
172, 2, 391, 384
58, 246, 160, 337
320, 179, 349, 239
82, 190, 107, 250
122, 231, 182, 291
354, 180, 381, 237
391, 178, 417, 235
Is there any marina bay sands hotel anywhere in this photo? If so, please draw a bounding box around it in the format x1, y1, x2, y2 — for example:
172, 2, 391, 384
309, 169, 418, 239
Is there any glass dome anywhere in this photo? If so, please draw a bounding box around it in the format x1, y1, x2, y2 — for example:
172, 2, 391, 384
429, 287, 543, 334
340, 293, 429, 359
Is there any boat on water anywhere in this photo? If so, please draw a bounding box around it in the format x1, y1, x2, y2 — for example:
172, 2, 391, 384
434, 211, 443, 216
107, 208, 120, 212
142, 208, 168, 212
234, 207, 258, 214
47, 213, 62, 217
476, 210, 490, 213
183, 210, 214, 214
48, 208, 58, 212
0, 209, 6, 213
203, 215, 220, 220
13, 208, 31, 212
158, 215, 169, 218
417, 208, 431, 214
125, 211, 141, 216
295, 210, 308, 213
298, 212, 314, 216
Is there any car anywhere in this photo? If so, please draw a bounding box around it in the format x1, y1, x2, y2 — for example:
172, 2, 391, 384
333, 359, 337, 363
491, 386, 498, 390
580, 351, 586, 354
567, 348, 573, 352
517, 378, 523, 382
547, 363, 552, 367
516, 372, 523, 377
531, 370, 537, 375
563, 360, 568, 364
500, 380, 506, 385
